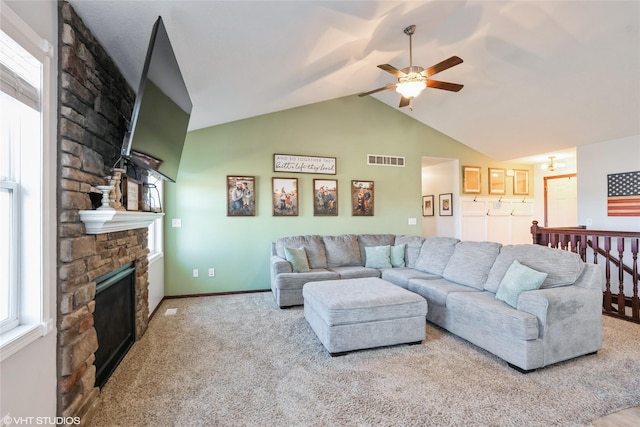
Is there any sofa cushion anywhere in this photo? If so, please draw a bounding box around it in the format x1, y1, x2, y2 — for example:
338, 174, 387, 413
390, 244, 406, 268
408, 278, 479, 307
394, 235, 425, 268
275, 269, 340, 291
276, 235, 327, 269
414, 237, 460, 275
442, 241, 502, 290
323, 234, 362, 267
357, 234, 396, 262
284, 247, 310, 273
381, 268, 440, 289
328, 266, 381, 280
446, 291, 539, 341
485, 245, 586, 293
495, 260, 547, 308
364, 245, 392, 269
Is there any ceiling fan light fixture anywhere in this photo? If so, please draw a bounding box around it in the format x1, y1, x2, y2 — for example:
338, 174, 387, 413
395, 73, 427, 98
541, 156, 565, 171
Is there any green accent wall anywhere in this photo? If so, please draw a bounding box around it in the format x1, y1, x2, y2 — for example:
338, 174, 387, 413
164, 95, 531, 295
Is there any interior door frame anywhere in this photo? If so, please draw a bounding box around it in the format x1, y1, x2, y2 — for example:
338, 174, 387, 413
543, 173, 577, 227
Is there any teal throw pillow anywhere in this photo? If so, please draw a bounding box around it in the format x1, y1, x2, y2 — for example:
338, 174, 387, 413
495, 260, 548, 308
365, 245, 392, 269
284, 247, 310, 273
390, 244, 406, 268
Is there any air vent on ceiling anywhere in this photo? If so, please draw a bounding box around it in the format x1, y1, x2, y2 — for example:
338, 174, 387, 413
367, 154, 405, 167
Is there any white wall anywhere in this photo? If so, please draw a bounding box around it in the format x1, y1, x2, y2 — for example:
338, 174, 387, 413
577, 135, 640, 232
421, 159, 460, 238
532, 156, 577, 226
0, 0, 57, 423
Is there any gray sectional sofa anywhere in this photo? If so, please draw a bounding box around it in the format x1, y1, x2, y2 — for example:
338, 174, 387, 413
270, 234, 604, 371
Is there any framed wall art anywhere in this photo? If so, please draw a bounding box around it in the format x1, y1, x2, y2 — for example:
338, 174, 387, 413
122, 176, 142, 211
422, 195, 434, 216
462, 166, 481, 194
439, 193, 453, 216
513, 169, 529, 195
272, 177, 298, 216
352, 180, 374, 216
227, 176, 255, 216
607, 171, 640, 216
488, 168, 506, 195
314, 179, 338, 216
273, 153, 336, 175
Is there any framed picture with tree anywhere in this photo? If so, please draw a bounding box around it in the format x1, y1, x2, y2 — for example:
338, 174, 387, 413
351, 180, 374, 216
314, 179, 338, 216
226, 176, 255, 216
272, 177, 298, 216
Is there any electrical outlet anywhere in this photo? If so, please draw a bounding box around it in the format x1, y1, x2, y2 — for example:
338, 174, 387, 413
208, 268, 215, 277
192, 269, 199, 278
172, 218, 181, 228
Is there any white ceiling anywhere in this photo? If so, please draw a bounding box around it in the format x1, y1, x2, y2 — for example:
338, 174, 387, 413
67, 1, 640, 162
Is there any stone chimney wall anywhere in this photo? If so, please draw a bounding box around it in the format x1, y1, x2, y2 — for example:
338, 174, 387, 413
58, 2, 149, 422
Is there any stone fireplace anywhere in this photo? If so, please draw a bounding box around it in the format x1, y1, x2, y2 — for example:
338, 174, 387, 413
57, 2, 151, 421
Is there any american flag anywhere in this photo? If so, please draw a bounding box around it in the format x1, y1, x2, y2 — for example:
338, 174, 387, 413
607, 171, 640, 216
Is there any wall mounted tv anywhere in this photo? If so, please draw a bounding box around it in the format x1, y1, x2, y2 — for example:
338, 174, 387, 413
121, 16, 192, 183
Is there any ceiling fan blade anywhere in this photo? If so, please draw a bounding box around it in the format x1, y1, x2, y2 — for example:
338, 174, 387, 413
426, 80, 464, 92
378, 64, 406, 78
423, 56, 463, 78
358, 83, 397, 97
399, 96, 411, 108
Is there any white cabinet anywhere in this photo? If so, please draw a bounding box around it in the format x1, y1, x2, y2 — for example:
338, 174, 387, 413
460, 197, 534, 244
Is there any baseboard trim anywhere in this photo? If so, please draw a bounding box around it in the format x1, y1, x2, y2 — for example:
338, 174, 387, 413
149, 289, 271, 320
164, 289, 271, 299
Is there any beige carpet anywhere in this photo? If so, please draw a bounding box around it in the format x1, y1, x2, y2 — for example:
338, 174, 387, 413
89, 292, 640, 426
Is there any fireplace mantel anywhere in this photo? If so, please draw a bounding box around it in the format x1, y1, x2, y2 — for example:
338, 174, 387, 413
79, 209, 163, 234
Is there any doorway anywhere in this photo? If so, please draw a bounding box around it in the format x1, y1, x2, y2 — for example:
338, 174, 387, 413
544, 173, 577, 227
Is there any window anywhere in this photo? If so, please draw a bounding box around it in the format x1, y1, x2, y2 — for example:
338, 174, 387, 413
146, 174, 163, 257
0, 8, 54, 359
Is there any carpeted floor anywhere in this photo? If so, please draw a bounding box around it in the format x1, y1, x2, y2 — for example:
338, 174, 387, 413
89, 292, 640, 426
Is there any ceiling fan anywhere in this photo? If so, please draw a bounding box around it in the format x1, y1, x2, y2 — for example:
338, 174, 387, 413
358, 25, 464, 110
541, 156, 565, 171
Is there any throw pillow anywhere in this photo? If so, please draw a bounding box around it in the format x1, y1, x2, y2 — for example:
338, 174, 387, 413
390, 244, 406, 268
365, 245, 392, 269
495, 260, 548, 308
284, 247, 310, 273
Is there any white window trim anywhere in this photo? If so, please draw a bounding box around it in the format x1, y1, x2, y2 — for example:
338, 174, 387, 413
147, 176, 164, 261
0, 3, 56, 361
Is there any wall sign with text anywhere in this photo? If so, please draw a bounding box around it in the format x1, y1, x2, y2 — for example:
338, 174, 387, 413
273, 154, 336, 175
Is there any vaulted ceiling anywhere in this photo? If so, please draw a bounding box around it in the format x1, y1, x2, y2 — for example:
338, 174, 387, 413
67, 1, 640, 162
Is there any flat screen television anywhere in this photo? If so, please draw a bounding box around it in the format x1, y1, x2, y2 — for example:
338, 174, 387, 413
121, 16, 192, 182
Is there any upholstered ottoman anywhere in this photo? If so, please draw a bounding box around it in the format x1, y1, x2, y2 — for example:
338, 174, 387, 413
303, 277, 428, 355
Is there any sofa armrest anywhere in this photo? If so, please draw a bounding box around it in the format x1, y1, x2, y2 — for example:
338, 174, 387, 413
518, 285, 602, 326
271, 255, 292, 276
270, 255, 292, 292
518, 263, 603, 324
518, 284, 603, 365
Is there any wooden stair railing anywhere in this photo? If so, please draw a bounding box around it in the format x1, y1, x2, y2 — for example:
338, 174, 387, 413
530, 221, 640, 324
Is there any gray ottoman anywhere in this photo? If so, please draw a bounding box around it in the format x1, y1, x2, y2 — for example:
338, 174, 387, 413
303, 277, 428, 355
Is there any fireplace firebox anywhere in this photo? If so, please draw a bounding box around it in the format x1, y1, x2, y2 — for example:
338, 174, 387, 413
94, 262, 136, 388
